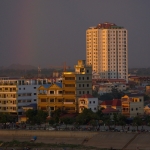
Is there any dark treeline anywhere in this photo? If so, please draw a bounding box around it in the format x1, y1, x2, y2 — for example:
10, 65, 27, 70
129, 68, 150, 76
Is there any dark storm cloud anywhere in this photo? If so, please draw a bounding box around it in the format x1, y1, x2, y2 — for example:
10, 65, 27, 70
0, 0, 150, 68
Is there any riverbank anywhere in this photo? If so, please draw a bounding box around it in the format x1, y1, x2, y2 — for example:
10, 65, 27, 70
0, 130, 150, 149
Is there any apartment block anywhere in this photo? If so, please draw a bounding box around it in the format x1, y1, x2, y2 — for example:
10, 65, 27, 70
86, 22, 128, 82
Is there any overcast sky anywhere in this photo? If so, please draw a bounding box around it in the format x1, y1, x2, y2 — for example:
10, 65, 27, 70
0, 0, 150, 68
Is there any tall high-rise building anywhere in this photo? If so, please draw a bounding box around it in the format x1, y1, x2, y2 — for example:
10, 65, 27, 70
86, 22, 128, 82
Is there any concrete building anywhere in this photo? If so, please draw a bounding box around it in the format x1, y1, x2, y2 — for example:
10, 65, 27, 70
38, 83, 65, 114
93, 83, 126, 95
0, 79, 18, 115
86, 22, 128, 82
62, 60, 92, 113
121, 94, 144, 118
78, 94, 98, 113
0, 78, 48, 117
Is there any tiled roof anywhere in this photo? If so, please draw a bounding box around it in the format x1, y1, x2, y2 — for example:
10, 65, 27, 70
112, 99, 121, 106
101, 100, 112, 106
55, 82, 62, 88
102, 108, 118, 114
80, 94, 94, 98
42, 84, 51, 88
101, 99, 121, 107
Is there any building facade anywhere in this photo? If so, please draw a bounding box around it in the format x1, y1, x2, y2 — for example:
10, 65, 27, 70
86, 22, 128, 82
78, 94, 98, 113
62, 60, 92, 113
121, 94, 144, 117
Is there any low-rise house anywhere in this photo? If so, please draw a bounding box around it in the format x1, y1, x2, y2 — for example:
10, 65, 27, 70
78, 94, 98, 113
100, 99, 121, 111
93, 83, 126, 95
121, 94, 144, 118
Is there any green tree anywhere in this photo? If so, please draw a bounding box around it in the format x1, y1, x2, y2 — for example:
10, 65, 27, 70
133, 116, 142, 130
36, 110, 48, 125
61, 117, 74, 128
0, 113, 12, 123
76, 108, 99, 125
112, 113, 119, 127
26, 109, 48, 125
118, 114, 127, 130
51, 109, 63, 123
49, 118, 55, 126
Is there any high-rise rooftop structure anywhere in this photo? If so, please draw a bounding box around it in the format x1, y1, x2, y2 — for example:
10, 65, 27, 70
86, 22, 128, 82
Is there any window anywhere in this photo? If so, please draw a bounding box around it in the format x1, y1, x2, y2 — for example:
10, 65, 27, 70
19, 88, 21, 90
136, 108, 138, 111
82, 77, 84, 80
87, 77, 89, 80
34, 93, 36, 95
58, 91, 62, 94
87, 70, 89, 73
41, 99, 46, 102
50, 99, 54, 102
34, 99, 36, 101
87, 91, 89, 94
79, 77, 81, 80
58, 99, 63, 102
50, 91, 54, 94
131, 108, 133, 111
93, 101, 95, 104
34, 87, 36, 89
87, 84, 89, 87
83, 84, 84, 87
89, 101, 91, 104
79, 91, 81, 94
83, 91, 85, 94
24, 88, 25, 90
79, 84, 81, 87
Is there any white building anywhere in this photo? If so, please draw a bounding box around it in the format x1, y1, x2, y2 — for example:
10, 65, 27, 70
0, 78, 48, 117
86, 22, 128, 82
78, 94, 98, 113
94, 83, 126, 95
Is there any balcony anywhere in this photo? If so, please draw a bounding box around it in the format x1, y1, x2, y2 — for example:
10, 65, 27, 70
64, 102, 74, 105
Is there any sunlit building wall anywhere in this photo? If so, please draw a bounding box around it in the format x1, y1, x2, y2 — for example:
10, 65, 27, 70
86, 22, 128, 82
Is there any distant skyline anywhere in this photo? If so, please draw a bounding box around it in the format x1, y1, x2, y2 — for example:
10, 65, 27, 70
0, 1, 150, 68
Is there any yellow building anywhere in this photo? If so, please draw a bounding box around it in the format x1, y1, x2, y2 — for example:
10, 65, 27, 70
62, 60, 92, 113
121, 94, 144, 117
62, 72, 76, 113
38, 60, 92, 114
38, 83, 64, 113
0, 79, 18, 115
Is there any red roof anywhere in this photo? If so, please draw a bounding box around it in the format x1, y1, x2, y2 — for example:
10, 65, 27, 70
102, 108, 119, 114
101, 100, 112, 106
112, 99, 121, 106
101, 99, 121, 107
80, 94, 94, 98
